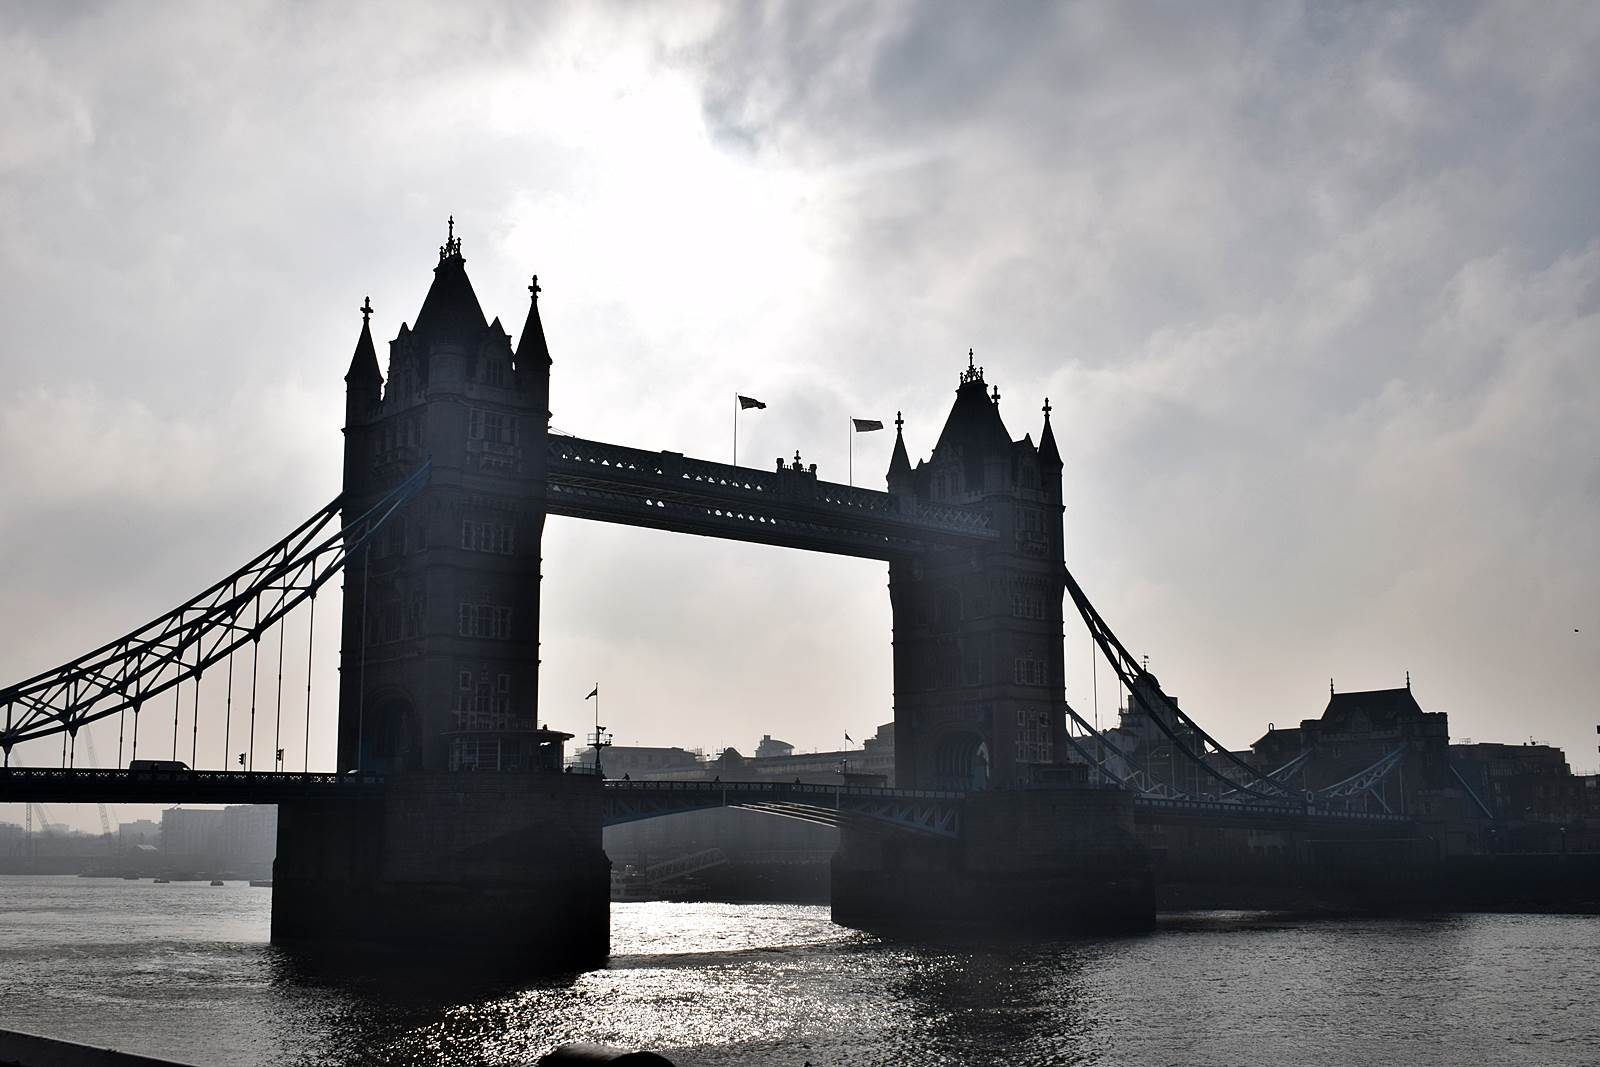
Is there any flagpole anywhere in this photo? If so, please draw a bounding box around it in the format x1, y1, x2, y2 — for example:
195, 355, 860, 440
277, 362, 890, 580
733, 393, 737, 467
848, 417, 852, 487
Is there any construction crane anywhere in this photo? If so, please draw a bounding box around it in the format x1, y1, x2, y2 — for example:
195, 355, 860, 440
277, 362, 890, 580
25, 803, 58, 835
23, 802, 59, 860
81, 730, 116, 848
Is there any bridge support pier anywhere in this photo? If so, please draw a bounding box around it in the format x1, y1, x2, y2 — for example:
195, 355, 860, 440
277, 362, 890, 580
830, 787, 1153, 935
272, 771, 610, 968
1138, 816, 1444, 912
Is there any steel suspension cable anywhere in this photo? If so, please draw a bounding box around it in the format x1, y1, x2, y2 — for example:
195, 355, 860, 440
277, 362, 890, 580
0, 462, 430, 753
248, 598, 260, 772
1063, 565, 1289, 801
273, 614, 285, 769
222, 645, 234, 771
190, 646, 201, 768
303, 591, 316, 773
171, 652, 182, 762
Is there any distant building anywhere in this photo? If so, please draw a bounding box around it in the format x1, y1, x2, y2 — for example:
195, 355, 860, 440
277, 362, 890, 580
218, 806, 278, 875
1078, 672, 1209, 796
160, 808, 224, 863
1450, 742, 1576, 821
571, 724, 897, 786
1247, 684, 1467, 815
755, 735, 795, 759
117, 819, 160, 848
569, 745, 702, 779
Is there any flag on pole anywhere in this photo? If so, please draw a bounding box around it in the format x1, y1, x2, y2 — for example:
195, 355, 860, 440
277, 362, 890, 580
586, 686, 598, 699
844, 731, 853, 743
851, 419, 883, 432
738, 395, 767, 410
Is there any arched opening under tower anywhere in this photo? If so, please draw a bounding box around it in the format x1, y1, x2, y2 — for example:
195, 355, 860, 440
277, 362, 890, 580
935, 731, 990, 792
360, 695, 422, 773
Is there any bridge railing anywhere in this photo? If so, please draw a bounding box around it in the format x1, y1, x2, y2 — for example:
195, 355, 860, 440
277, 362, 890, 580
1134, 794, 1412, 823
601, 779, 965, 801
547, 435, 993, 543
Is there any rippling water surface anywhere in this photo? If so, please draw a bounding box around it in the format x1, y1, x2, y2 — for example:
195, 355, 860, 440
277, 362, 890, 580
1, 875, 1596, 1066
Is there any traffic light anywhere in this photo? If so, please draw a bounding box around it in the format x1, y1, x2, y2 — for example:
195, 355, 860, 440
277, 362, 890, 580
237, 752, 245, 767
275, 748, 284, 765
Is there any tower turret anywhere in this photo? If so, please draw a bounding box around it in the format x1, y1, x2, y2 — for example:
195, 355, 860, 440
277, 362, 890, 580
336, 220, 549, 775
516, 275, 553, 432
345, 297, 382, 402
342, 296, 383, 519
1037, 398, 1062, 474
887, 352, 1073, 791
886, 410, 914, 497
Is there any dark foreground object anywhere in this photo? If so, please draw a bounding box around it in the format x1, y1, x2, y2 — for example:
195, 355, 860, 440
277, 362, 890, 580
538, 1044, 675, 1065
1442, 852, 1600, 913
832, 787, 1155, 934
272, 771, 610, 969
0, 1028, 194, 1067
0, 1030, 674, 1067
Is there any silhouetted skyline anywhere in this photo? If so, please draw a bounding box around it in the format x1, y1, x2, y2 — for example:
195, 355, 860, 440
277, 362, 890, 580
2, 3, 1598, 833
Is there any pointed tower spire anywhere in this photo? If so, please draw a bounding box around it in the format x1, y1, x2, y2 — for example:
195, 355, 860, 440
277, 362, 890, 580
1037, 397, 1062, 472
887, 409, 913, 493
515, 274, 552, 370
345, 296, 382, 385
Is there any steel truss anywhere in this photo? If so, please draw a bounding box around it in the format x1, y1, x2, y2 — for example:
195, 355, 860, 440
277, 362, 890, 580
1062, 566, 1294, 802
0, 464, 430, 762
602, 779, 963, 838
547, 435, 994, 560
1314, 745, 1407, 813
1219, 749, 1313, 799
1060, 702, 1179, 796
0, 766, 386, 804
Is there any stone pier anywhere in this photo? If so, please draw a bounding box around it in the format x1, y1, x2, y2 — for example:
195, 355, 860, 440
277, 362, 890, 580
273, 771, 610, 968
831, 787, 1154, 935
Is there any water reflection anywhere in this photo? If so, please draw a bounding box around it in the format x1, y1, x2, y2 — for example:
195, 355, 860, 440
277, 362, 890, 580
2, 879, 1598, 1067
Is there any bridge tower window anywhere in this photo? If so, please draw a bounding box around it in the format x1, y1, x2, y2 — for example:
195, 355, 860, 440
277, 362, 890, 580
457, 603, 512, 639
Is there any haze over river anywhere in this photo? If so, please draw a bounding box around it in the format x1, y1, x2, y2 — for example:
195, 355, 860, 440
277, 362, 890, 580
0, 875, 1595, 1066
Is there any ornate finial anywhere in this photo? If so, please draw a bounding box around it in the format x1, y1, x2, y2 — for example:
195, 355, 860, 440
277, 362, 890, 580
1042, 397, 1052, 421
991, 384, 1001, 406
529, 274, 541, 300
1406, 670, 1411, 690
1330, 677, 1335, 696
792, 450, 803, 470
960, 348, 984, 386
360, 296, 373, 324
895, 410, 904, 432
439, 217, 463, 262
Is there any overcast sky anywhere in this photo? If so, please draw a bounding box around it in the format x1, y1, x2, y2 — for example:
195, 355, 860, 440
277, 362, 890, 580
3, 1, 1597, 831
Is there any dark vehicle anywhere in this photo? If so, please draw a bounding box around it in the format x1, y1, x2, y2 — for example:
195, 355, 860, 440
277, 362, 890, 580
128, 759, 189, 772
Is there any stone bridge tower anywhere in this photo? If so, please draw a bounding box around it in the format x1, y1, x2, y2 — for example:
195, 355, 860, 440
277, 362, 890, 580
886, 354, 1070, 790
337, 222, 552, 773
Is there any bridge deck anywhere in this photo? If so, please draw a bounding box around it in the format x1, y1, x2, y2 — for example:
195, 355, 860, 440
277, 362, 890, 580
0, 769, 1414, 831
0, 768, 385, 804
546, 435, 995, 559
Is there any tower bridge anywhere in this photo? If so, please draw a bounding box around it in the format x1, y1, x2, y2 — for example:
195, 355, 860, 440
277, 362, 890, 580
0, 223, 1439, 967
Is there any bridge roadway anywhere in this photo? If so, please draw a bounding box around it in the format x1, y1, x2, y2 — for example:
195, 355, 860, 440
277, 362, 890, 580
545, 434, 996, 560
0, 768, 1410, 833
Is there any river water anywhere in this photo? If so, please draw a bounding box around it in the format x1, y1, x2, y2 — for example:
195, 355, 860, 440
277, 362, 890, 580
0, 875, 1595, 1066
